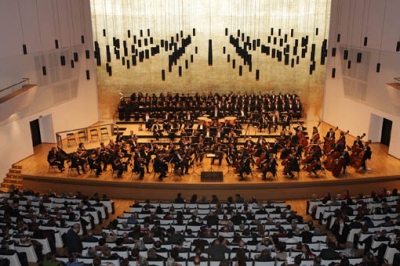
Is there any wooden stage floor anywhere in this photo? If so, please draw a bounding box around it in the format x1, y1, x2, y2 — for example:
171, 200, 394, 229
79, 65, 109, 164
17, 122, 400, 202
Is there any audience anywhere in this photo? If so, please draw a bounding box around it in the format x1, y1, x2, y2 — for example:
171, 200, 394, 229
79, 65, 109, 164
0, 187, 398, 266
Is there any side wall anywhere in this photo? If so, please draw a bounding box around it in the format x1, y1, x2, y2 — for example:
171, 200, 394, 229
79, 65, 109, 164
323, 0, 400, 158
0, 0, 99, 180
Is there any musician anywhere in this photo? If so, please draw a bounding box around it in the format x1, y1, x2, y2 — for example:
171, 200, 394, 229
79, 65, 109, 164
172, 149, 189, 175
112, 152, 126, 178
293, 100, 302, 119
77, 143, 88, 159
326, 128, 336, 140
152, 120, 163, 140
154, 153, 168, 181
47, 147, 65, 172
197, 120, 206, 133
195, 140, 206, 165
311, 126, 320, 144
215, 128, 225, 140
360, 140, 372, 171
295, 122, 305, 133
239, 153, 251, 180
336, 131, 347, 152
178, 137, 190, 153
128, 130, 137, 140
182, 120, 194, 130
184, 111, 192, 121
211, 139, 224, 166
70, 152, 86, 175
340, 149, 350, 175
99, 142, 111, 170
353, 136, 364, 150
88, 151, 102, 177
261, 153, 278, 180
225, 143, 237, 166
259, 113, 268, 132
244, 136, 255, 149
204, 127, 212, 138
107, 140, 117, 152
121, 143, 132, 164
281, 113, 291, 132
133, 148, 145, 179
227, 128, 238, 145
256, 136, 266, 149
307, 156, 322, 177
284, 154, 300, 179
268, 112, 278, 133
166, 120, 178, 140
143, 112, 153, 131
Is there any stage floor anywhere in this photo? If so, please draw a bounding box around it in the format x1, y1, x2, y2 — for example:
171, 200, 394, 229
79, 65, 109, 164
17, 122, 400, 201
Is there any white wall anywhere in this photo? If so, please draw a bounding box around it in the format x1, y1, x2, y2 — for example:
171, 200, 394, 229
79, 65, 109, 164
323, 0, 400, 158
0, 0, 99, 180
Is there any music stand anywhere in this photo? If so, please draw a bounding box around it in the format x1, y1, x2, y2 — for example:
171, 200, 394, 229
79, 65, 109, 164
206, 153, 216, 172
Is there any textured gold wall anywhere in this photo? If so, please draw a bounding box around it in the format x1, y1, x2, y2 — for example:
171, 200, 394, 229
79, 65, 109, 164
91, 0, 330, 122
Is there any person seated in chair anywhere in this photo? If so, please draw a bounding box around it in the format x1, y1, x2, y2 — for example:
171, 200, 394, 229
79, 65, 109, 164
152, 121, 163, 140
133, 149, 145, 179
308, 156, 322, 177
47, 147, 65, 172
154, 153, 168, 181
172, 149, 188, 175
285, 154, 300, 179
239, 154, 251, 180
262, 153, 278, 180
88, 151, 102, 177
112, 153, 126, 178
70, 152, 86, 175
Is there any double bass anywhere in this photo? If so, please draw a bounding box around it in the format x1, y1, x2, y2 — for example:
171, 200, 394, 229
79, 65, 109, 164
323, 150, 340, 170
323, 126, 338, 154
349, 133, 366, 166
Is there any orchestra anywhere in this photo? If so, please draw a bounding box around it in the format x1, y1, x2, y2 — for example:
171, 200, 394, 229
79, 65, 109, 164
47, 91, 375, 182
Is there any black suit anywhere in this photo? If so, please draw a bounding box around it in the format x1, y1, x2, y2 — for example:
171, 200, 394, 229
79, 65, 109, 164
67, 228, 83, 255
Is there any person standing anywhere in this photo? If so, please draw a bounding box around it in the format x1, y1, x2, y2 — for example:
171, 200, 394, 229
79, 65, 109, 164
67, 223, 83, 256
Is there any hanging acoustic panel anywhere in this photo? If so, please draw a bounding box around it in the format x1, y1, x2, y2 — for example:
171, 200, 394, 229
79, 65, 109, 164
22, 44, 27, 54
208, 39, 213, 66
255, 69, 259, 80
343, 50, 349, 60
357, 53, 362, 63
55, 39, 59, 49
86, 70, 90, 80
60, 56, 65, 66
331, 47, 336, 57
332, 68, 336, 78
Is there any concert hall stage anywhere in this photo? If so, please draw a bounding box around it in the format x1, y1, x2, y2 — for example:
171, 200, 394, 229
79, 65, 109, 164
17, 142, 400, 201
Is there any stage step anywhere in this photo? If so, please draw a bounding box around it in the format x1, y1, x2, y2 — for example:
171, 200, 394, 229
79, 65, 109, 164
1, 165, 23, 191
9, 168, 21, 174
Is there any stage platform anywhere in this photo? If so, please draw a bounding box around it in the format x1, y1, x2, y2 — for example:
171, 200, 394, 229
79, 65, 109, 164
16, 120, 400, 201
